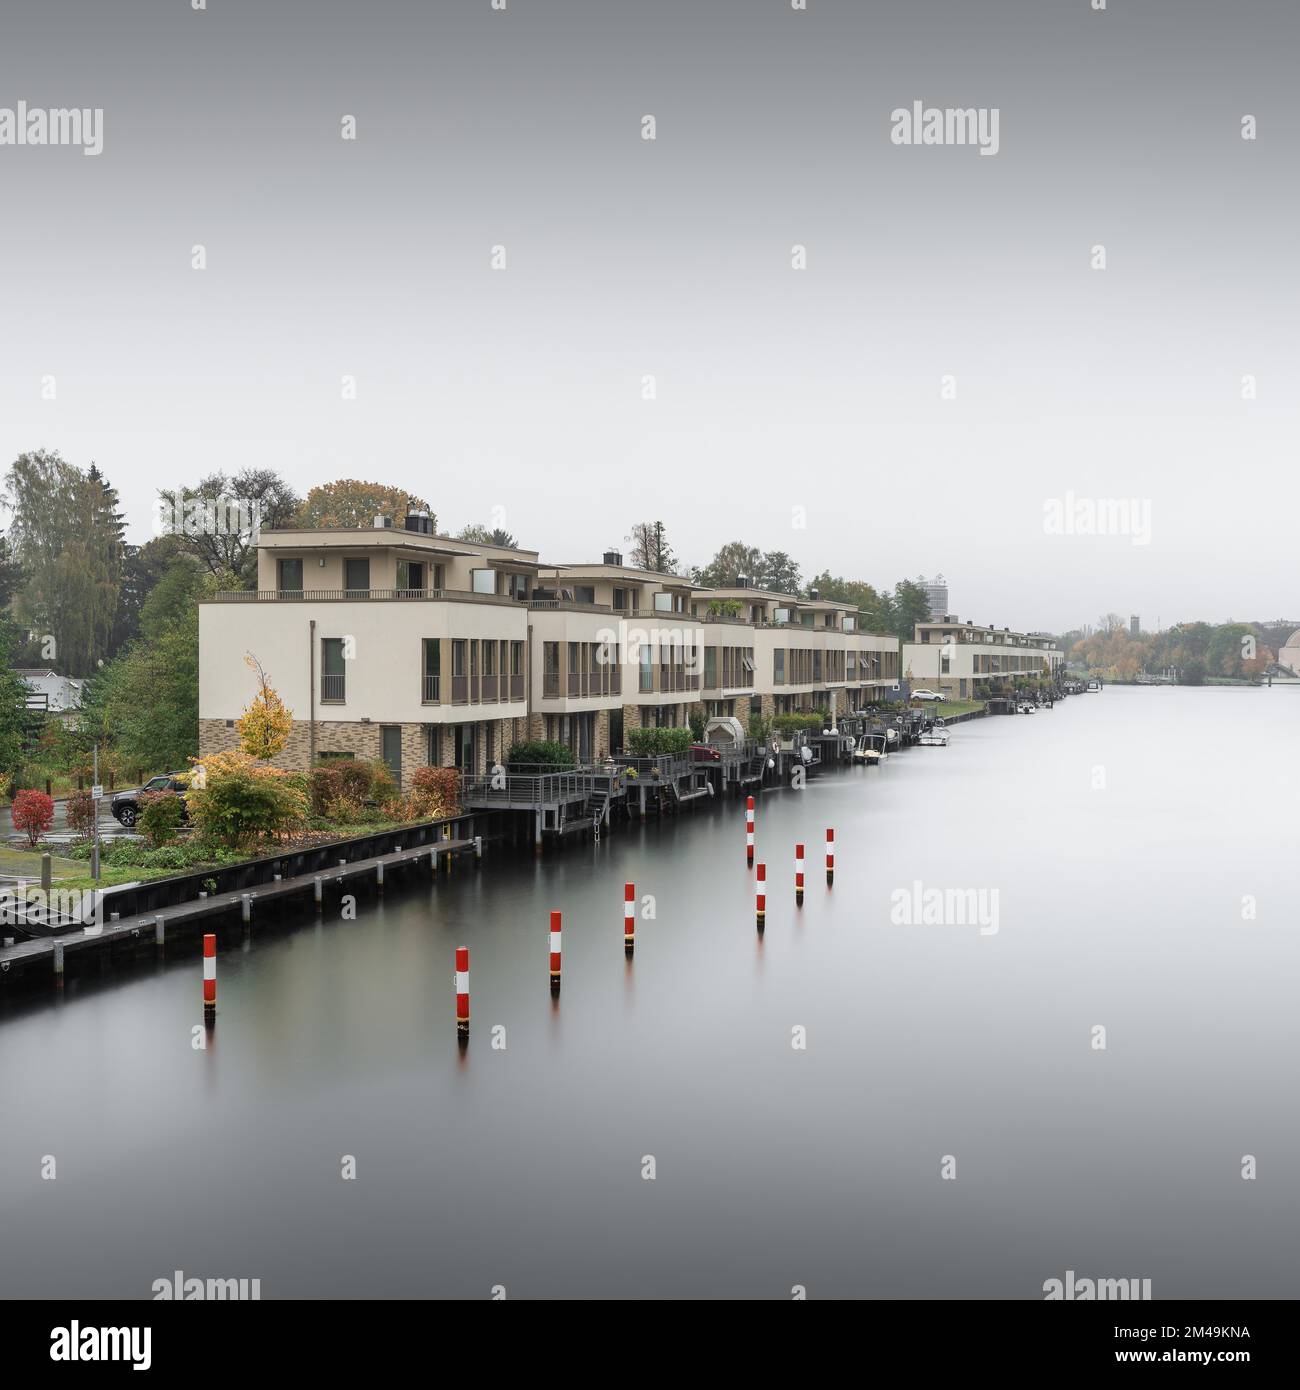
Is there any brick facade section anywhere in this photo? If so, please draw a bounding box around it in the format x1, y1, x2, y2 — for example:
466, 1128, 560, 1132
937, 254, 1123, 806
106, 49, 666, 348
199, 715, 530, 788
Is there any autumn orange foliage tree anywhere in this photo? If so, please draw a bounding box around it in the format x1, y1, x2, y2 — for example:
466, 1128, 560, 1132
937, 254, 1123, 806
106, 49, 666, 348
236, 653, 293, 760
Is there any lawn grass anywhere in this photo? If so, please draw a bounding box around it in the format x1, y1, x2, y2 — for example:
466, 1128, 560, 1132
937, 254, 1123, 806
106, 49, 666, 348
933, 698, 986, 719
0, 846, 86, 880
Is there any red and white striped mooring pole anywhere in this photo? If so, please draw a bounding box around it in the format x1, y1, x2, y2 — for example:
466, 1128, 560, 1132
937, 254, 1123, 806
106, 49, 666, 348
202, 933, 216, 1015
624, 882, 635, 954
745, 796, 755, 866
549, 910, 562, 990
795, 842, 805, 906
455, 946, 470, 1038
826, 827, 835, 887
755, 862, 766, 930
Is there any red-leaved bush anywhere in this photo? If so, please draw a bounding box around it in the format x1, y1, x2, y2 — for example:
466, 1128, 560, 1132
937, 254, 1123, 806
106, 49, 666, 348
12, 789, 55, 846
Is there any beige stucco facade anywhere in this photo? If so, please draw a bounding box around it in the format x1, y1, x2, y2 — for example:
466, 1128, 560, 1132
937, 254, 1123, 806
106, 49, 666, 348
902, 619, 1063, 698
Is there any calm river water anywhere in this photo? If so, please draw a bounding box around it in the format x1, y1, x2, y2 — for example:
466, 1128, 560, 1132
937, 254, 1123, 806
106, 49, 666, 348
2, 686, 1298, 1299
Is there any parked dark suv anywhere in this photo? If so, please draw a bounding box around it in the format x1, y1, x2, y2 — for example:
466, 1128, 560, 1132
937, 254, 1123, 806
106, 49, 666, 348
111, 774, 189, 829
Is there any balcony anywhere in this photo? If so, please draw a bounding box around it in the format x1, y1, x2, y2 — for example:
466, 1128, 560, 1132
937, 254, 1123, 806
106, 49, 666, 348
210, 588, 518, 605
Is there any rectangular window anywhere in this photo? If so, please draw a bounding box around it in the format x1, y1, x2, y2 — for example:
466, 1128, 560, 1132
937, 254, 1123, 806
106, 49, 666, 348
774, 607, 789, 624
543, 641, 560, 697
321, 638, 345, 702
423, 638, 441, 701
653, 592, 673, 613
774, 649, 785, 685
844, 615, 856, 633
278, 558, 303, 594
471, 567, 496, 595
612, 587, 626, 610
813, 651, 823, 681
574, 585, 596, 605
704, 647, 718, 688
425, 725, 441, 765
381, 726, 402, 787
397, 560, 425, 594
343, 557, 369, 595
451, 639, 468, 703
639, 645, 654, 693
507, 572, 529, 600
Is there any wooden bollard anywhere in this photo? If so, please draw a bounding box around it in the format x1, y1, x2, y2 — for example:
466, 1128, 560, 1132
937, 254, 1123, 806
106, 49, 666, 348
241, 894, 252, 925
314, 877, 323, 913
53, 939, 64, 989
825, 828, 834, 887
430, 849, 438, 878
376, 861, 385, 894
745, 795, 755, 866
202, 934, 216, 1015
549, 910, 562, 992
755, 863, 766, 930
624, 882, 635, 955
795, 843, 805, 907
455, 946, 470, 1038
155, 915, 165, 949
474, 835, 482, 861
41, 853, 52, 892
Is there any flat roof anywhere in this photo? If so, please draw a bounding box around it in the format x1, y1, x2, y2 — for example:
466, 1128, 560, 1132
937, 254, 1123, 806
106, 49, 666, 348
540, 563, 696, 586
260, 527, 540, 561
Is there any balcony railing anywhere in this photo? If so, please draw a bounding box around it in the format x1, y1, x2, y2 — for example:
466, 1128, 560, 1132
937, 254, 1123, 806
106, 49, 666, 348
209, 588, 519, 605
320, 673, 345, 702
422, 674, 440, 702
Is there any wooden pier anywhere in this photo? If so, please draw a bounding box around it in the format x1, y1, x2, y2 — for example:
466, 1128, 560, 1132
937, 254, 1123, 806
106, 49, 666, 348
0, 828, 479, 986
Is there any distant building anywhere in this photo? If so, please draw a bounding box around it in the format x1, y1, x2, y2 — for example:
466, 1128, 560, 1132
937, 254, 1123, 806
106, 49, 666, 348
917, 574, 948, 620
1278, 630, 1300, 677
1130, 615, 1140, 636
14, 669, 86, 715
902, 619, 1063, 700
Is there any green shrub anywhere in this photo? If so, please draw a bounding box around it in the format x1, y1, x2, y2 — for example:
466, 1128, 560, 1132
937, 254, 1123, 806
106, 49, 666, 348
771, 710, 827, 736
506, 740, 577, 770
626, 727, 692, 757
139, 790, 185, 847
187, 763, 309, 849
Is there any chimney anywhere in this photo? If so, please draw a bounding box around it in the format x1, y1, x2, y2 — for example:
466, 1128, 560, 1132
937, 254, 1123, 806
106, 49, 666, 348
373, 515, 393, 529
403, 511, 433, 535
602, 549, 623, 566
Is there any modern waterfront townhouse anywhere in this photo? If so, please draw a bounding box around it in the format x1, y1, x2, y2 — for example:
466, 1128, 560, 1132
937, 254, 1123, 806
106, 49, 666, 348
901, 617, 1063, 699
534, 552, 702, 758
198, 515, 538, 783
693, 582, 901, 723
199, 522, 908, 787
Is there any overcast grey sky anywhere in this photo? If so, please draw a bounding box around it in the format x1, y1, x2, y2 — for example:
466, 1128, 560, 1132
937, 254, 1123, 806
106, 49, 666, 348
1, 0, 1295, 633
